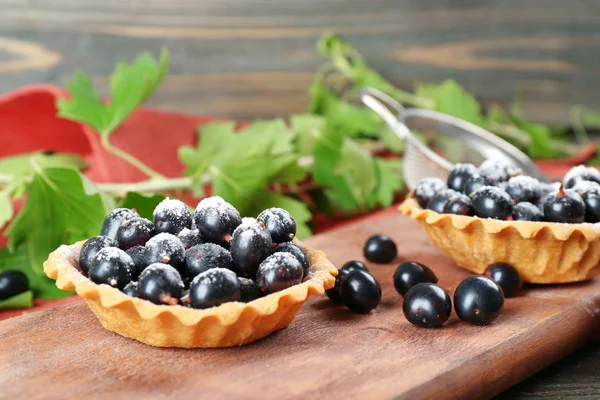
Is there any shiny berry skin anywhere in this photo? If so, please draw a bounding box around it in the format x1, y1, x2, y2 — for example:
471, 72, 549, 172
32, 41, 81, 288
125, 245, 146, 280
414, 178, 446, 208
189, 268, 241, 309
479, 159, 519, 183
257, 207, 297, 243
122, 281, 138, 298
543, 187, 585, 223
89, 247, 134, 289
194, 196, 242, 247
426, 189, 460, 213
464, 175, 495, 196
470, 187, 514, 220
138, 263, 184, 305
116, 217, 155, 250
393, 261, 438, 296
256, 253, 304, 295
143, 233, 186, 271
563, 165, 600, 189
184, 243, 234, 279
230, 221, 273, 278
570, 180, 600, 196
271, 242, 310, 278
442, 193, 473, 216
454, 276, 504, 325
153, 198, 193, 235
177, 228, 203, 249
101, 208, 139, 240
512, 202, 544, 221
340, 270, 382, 314
506, 176, 541, 203
484, 263, 522, 297
238, 277, 263, 302
582, 189, 600, 223
447, 163, 478, 192
402, 283, 452, 328
363, 234, 397, 264
325, 261, 369, 303
0, 270, 29, 300
79, 236, 118, 275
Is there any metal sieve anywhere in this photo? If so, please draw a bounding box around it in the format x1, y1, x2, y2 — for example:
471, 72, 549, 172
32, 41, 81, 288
360, 87, 548, 191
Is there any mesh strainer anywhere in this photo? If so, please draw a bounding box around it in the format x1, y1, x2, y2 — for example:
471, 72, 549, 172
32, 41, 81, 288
360, 88, 548, 191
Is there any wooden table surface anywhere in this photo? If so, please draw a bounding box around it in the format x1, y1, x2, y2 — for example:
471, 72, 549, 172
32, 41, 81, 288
1, 0, 600, 398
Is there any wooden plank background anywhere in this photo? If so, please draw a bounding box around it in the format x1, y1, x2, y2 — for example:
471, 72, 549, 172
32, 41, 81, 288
1, 0, 600, 398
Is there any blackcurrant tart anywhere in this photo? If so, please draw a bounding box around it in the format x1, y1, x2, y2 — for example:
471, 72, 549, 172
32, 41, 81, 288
125, 245, 146, 280
271, 242, 310, 277
153, 198, 193, 235
257, 207, 297, 243
582, 189, 600, 223
0, 270, 29, 300
414, 178, 446, 208
101, 208, 139, 240
393, 261, 437, 296
512, 202, 544, 222
426, 189, 460, 214
563, 165, 600, 189
177, 228, 203, 250
137, 263, 184, 305
470, 186, 513, 220
363, 234, 397, 264
325, 260, 369, 303
184, 243, 234, 279
116, 217, 156, 250
479, 159, 519, 183
463, 175, 495, 196
238, 277, 263, 303
454, 276, 504, 325
402, 283, 452, 328
543, 185, 585, 223
447, 163, 478, 193
89, 247, 134, 289
143, 233, 186, 270
194, 196, 242, 247
230, 221, 273, 278
189, 268, 241, 309
79, 236, 118, 275
505, 176, 541, 204
442, 193, 473, 216
484, 262, 522, 297
256, 253, 304, 295
339, 270, 382, 314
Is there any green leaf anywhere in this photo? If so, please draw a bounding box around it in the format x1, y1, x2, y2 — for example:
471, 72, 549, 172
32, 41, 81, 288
179, 122, 237, 178
367, 158, 403, 208
118, 192, 168, 220
0, 152, 86, 182
415, 80, 485, 126
271, 160, 308, 184
0, 290, 33, 310
334, 138, 377, 204
510, 97, 555, 159
246, 191, 312, 239
377, 126, 404, 153
290, 114, 325, 156
237, 119, 293, 155
0, 192, 13, 229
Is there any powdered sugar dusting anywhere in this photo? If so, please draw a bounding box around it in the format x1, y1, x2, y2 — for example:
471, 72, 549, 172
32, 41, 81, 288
242, 217, 257, 225
258, 252, 299, 272
153, 197, 192, 219
191, 267, 237, 286
140, 263, 184, 288
94, 247, 133, 265
508, 176, 539, 192
195, 196, 237, 216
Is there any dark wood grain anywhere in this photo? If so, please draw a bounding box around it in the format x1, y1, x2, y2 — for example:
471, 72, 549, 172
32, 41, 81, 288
0, 212, 598, 400
1, 0, 600, 124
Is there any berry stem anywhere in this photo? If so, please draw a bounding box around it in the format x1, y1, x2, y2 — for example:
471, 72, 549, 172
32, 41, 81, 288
100, 135, 165, 180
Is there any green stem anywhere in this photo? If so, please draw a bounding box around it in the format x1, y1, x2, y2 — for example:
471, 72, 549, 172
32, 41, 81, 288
97, 176, 193, 195
100, 135, 165, 180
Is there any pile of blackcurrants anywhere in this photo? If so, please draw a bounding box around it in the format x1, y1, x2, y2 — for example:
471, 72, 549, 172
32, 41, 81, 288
415, 160, 600, 223
80, 196, 310, 309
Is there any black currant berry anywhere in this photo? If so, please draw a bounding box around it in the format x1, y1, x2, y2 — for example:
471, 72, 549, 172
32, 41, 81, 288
194, 196, 242, 247
582, 189, 600, 223
153, 198, 193, 235
143, 233, 186, 270
89, 247, 134, 289
189, 268, 241, 309
447, 163, 478, 193
177, 228, 203, 249
256, 253, 304, 295
125, 245, 146, 280
339, 270, 382, 314
393, 261, 438, 296
563, 165, 600, 189
464, 175, 495, 196
506, 176, 541, 203
570, 180, 600, 196
137, 263, 184, 305
79, 236, 118, 275
402, 283, 452, 328
442, 193, 473, 216
363, 234, 397, 264
543, 185, 585, 223
230, 221, 273, 278
257, 207, 297, 243
122, 281, 138, 298
101, 208, 139, 240
470, 187, 514, 220
414, 178, 447, 208
116, 217, 156, 250
512, 202, 544, 221
0, 270, 29, 300
325, 261, 369, 303
271, 242, 310, 278
454, 276, 504, 325
238, 277, 263, 302
184, 243, 234, 279
426, 189, 460, 213
479, 159, 519, 183
484, 263, 522, 297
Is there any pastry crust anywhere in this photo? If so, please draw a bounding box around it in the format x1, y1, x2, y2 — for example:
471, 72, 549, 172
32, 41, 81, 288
44, 240, 337, 348
400, 197, 600, 284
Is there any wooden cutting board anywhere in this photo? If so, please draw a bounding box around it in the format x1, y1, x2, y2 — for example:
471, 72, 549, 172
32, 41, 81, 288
1, 210, 599, 400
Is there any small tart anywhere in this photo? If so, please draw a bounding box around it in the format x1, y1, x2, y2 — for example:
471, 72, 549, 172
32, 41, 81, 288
400, 197, 600, 284
44, 240, 336, 348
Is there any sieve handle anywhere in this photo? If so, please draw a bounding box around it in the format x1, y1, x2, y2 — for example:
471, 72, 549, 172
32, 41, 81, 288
360, 88, 410, 140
